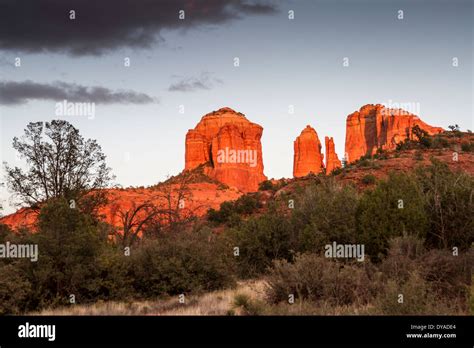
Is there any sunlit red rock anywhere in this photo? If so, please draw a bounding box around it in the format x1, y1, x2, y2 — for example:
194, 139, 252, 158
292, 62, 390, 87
293, 125, 324, 177
0, 182, 243, 231
184, 107, 266, 192
344, 104, 444, 163
325, 136, 342, 173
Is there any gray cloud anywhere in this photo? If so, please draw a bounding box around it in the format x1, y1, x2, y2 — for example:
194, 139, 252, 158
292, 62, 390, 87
0, 55, 12, 67
168, 73, 223, 92
0, 80, 157, 105
0, 0, 277, 56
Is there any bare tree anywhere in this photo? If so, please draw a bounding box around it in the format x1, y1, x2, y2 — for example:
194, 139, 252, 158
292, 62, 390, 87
112, 201, 159, 247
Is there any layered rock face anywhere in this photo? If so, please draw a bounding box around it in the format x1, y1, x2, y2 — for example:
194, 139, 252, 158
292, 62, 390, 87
293, 125, 324, 177
345, 104, 444, 163
184, 107, 266, 192
325, 136, 342, 173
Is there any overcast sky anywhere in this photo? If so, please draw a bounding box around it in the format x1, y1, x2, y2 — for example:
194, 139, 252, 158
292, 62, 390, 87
0, 0, 473, 213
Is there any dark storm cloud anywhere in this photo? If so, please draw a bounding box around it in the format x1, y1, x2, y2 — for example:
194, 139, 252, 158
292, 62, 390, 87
0, 80, 157, 105
168, 73, 222, 92
0, 0, 277, 56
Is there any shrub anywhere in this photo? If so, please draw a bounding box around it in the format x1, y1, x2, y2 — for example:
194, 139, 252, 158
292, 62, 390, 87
0, 264, 33, 315
356, 172, 429, 261
376, 236, 472, 313
129, 228, 235, 297
258, 180, 274, 191
374, 148, 389, 160
372, 270, 467, 315
233, 293, 267, 315
415, 159, 474, 250
418, 249, 472, 301
228, 210, 295, 277
379, 236, 425, 284
330, 167, 344, 175
207, 194, 261, 225
431, 135, 449, 149
357, 158, 371, 167
292, 179, 359, 253
266, 253, 379, 306
361, 174, 376, 185
461, 142, 473, 152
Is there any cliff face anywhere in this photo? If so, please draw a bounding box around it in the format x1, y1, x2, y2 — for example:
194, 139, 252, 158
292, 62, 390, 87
184, 107, 266, 192
325, 136, 341, 173
345, 104, 444, 163
293, 125, 324, 177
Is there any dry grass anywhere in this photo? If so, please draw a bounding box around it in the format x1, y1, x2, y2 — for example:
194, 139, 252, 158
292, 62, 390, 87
31, 280, 267, 316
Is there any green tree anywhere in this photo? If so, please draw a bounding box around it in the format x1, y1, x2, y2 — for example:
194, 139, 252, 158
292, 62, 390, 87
28, 198, 109, 308
291, 179, 359, 253
228, 208, 295, 277
4, 120, 113, 215
415, 159, 474, 249
356, 172, 429, 261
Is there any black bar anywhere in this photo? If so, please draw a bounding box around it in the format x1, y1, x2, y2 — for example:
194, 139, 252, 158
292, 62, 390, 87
0, 316, 472, 346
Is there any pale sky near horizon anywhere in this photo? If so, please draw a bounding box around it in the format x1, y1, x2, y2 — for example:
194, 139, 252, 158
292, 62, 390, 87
0, 0, 473, 214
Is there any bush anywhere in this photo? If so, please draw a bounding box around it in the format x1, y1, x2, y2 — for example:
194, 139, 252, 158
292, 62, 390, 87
356, 172, 428, 261
378, 236, 425, 284
291, 179, 359, 253
374, 148, 389, 160
266, 253, 379, 306
374, 236, 471, 314
357, 158, 371, 168
228, 209, 295, 278
415, 160, 474, 250
207, 194, 261, 225
371, 272, 460, 315
418, 249, 472, 301
233, 293, 267, 315
258, 180, 274, 191
361, 174, 376, 185
0, 264, 33, 315
461, 142, 474, 152
431, 135, 449, 149
264, 238, 472, 314
129, 228, 235, 297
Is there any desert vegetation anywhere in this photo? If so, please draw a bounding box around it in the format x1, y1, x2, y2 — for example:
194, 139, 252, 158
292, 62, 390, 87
0, 121, 473, 315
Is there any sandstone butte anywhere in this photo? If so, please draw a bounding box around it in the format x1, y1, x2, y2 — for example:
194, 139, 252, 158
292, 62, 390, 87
325, 136, 342, 173
1, 104, 447, 230
293, 125, 325, 177
185, 107, 267, 192
345, 104, 444, 163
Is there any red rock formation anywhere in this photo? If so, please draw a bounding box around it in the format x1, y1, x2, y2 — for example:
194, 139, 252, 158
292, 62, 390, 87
184, 107, 266, 192
345, 104, 444, 163
293, 125, 324, 177
0, 182, 243, 231
325, 136, 342, 173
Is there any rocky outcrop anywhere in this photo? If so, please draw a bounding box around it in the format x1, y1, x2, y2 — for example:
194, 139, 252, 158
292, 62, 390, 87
293, 125, 324, 177
325, 136, 341, 173
184, 107, 266, 192
345, 104, 444, 163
